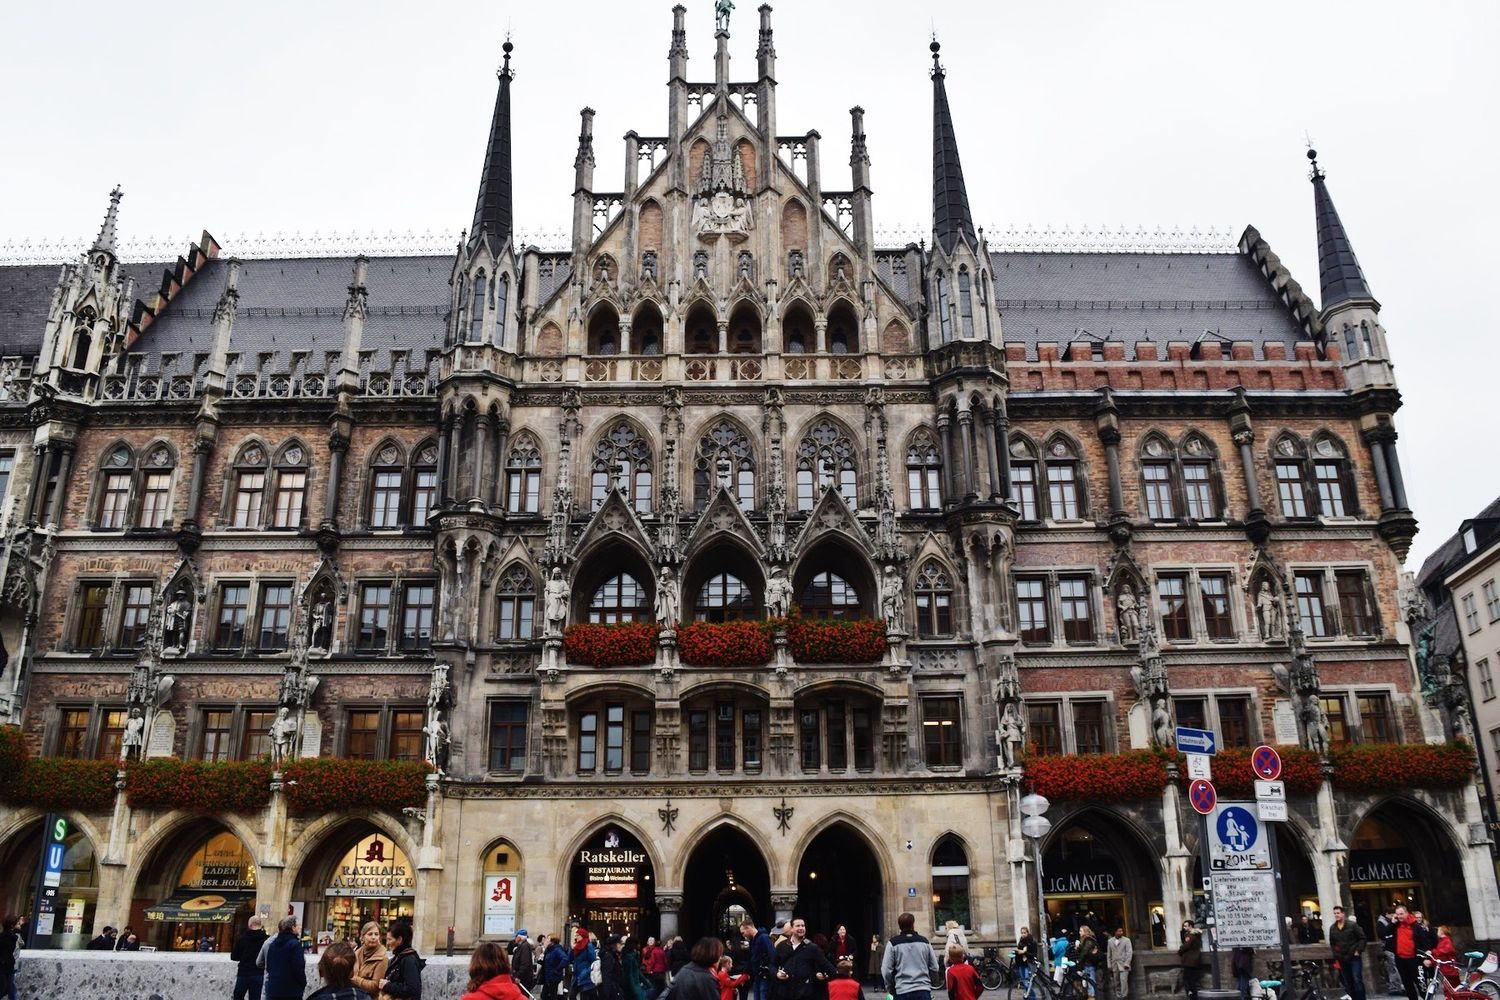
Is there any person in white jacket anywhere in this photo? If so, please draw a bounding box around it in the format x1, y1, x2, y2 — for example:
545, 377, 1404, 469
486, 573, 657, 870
942, 922, 967, 972
1107, 929, 1133, 1000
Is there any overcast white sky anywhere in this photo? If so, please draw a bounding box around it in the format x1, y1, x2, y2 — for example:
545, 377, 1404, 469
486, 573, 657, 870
1, 0, 1495, 570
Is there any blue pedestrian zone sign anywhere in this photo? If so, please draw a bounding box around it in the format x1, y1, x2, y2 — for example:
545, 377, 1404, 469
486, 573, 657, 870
1208, 802, 1270, 870
1175, 726, 1218, 754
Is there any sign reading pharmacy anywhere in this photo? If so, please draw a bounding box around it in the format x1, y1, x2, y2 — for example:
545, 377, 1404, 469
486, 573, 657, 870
326, 836, 416, 898
1208, 802, 1269, 870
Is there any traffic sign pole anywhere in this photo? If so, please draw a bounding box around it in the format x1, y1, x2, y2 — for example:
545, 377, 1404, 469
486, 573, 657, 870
1196, 811, 1222, 990
1266, 814, 1294, 985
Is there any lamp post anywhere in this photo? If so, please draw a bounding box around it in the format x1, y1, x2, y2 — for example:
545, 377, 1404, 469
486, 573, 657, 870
1019, 793, 1052, 981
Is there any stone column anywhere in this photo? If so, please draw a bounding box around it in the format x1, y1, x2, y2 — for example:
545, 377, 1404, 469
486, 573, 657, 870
323, 434, 347, 527
436, 417, 453, 505
24, 444, 51, 523
657, 893, 683, 941
474, 414, 491, 503
184, 438, 212, 529
1383, 438, 1409, 509
1101, 430, 1125, 516
958, 410, 978, 499
772, 891, 798, 928
1365, 432, 1394, 510
993, 399, 1013, 498
814, 318, 828, 355
717, 321, 729, 355
491, 418, 509, 508
45, 444, 73, 526
1234, 431, 1263, 513
936, 413, 955, 504
983, 409, 1003, 499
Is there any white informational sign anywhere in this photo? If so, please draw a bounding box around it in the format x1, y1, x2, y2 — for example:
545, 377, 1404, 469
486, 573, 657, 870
1187, 754, 1212, 780
1272, 701, 1300, 744
484, 873, 519, 936
1212, 871, 1282, 947
1258, 800, 1289, 822
1256, 780, 1288, 821
1208, 801, 1270, 870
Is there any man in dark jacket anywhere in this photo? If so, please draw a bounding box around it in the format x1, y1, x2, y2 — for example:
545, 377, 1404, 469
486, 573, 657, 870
512, 929, 538, 992
545, 934, 571, 997
1328, 906, 1368, 1000
881, 913, 937, 1000
231, 915, 269, 1000
87, 926, 116, 950
115, 924, 140, 951
381, 919, 426, 999
742, 920, 776, 1000
1177, 921, 1203, 1000
780, 918, 836, 1000
264, 916, 306, 1000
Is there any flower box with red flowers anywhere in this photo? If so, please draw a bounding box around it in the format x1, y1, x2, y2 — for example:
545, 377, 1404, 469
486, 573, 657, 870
125, 758, 274, 813
1330, 741, 1474, 793
279, 757, 432, 815
1175, 745, 1322, 797
0, 725, 117, 812
677, 620, 774, 669
1023, 749, 1170, 802
563, 622, 661, 667
785, 618, 887, 664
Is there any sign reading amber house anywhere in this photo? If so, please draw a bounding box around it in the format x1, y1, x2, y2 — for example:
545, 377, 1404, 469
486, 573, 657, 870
326, 836, 417, 898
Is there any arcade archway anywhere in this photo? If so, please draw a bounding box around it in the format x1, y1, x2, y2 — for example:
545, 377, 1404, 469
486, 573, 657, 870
290, 821, 417, 944
796, 822, 882, 954
681, 824, 771, 940
569, 824, 658, 940
1348, 801, 1470, 931
132, 820, 257, 951
1043, 811, 1162, 948
0, 817, 99, 949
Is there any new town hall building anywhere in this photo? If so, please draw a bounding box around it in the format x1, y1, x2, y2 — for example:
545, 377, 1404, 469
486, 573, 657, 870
0, 3, 1495, 961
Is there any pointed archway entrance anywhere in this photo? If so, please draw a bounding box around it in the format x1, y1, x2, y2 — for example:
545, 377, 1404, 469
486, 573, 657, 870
681, 824, 771, 940
796, 822, 882, 951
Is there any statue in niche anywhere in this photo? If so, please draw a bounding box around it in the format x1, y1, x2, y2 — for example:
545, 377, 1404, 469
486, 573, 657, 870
425, 709, 451, 773
641, 250, 658, 284
692, 115, 754, 242
655, 566, 681, 628
162, 588, 192, 652
1256, 583, 1285, 640
544, 567, 570, 636
880, 565, 905, 632
269, 707, 299, 764
766, 566, 793, 619
308, 594, 333, 651
121, 708, 145, 760
1116, 584, 1141, 643
997, 702, 1025, 769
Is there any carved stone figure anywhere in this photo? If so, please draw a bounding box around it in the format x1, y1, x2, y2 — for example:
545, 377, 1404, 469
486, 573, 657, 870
998, 702, 1025, 769
655, 566, 681, 628
544, 567, 569, 635
1138, 620, 1160, 659
1256, 583, 1285, 640
765, 567, 793, 619
880, 564, 905, 632
278, 666, 304, 708
121, 708, 145, 760
309, 597, 333, 651
428, 662, 451, 709
1151, 700, 1175, 748
163, 589, 192, 651
269, 707, 299, 764
127, 663, 150, 708
715, 0, 733, 32
425, 710, 451, 773
1116, 584, 1141, 642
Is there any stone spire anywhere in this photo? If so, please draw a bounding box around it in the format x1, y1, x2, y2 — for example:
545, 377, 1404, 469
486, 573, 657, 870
1309, 148, 1376, 310
929, 40, 976, 255
471, 40, 515, 247
92, 186, 123, 260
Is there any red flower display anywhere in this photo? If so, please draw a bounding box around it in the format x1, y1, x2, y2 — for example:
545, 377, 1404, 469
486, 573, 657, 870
677, 620, 774, 668
1330, 741, 1474, 792
1022, 750, 1171, 802
563, 622, 661, 666
785, 618, 887, 664
125, 758, 274, 813
279, 758, 432, 815
0, 725, 117, 812
1175, 746, 1322, 797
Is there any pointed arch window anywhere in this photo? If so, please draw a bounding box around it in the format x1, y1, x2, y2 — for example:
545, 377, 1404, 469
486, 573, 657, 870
368, 441, 406, 529
694, 421, 754, 511
494, 273, 509, 348
957, 267, 974, 339
96, 445, 134, 529
795, 420, 857, 511
1312, 436, 1354, 517
271, 443, 308, 529
411, 442, 439, 525
591, 422, 653, 513
469, 271, 487, 343
1043, 437, 1083, 520
496, 565, 536, 640
906, 430, 943, 510
1008, 437, 1040, 521
914, 562, 954, 638
1359, 322, 1374, 358
694, 573, 755, 622
1140, 436, 1177, 520
588, 573, 649, 624
827, 303, 858, 355
1273, 436, 1311, 519
138, 445, 175, 529
935, 273, 953, 343
799, 571, 861, 621
505, 437, 543, 514
230, 444, 268, 528
69, 312, 94, 369
932, 835, 971, 929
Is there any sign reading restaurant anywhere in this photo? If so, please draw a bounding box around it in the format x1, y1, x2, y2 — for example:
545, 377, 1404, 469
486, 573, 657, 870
582, 828, 648, 900
326, 836, 417, 898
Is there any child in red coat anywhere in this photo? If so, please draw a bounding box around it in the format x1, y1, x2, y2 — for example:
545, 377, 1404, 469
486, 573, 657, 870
828, 960, 862, 1000
716, 956, 751, 1000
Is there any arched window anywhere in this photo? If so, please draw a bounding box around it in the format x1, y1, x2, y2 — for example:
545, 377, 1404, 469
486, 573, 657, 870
728, 302, 761, 354
368, 441, 406, 529
914, 562, 954, 638
96, 445, 134, 529
496, 565, 536, 640
799, 571, 861, 620
505, 436, 543, 514
827, 302, 857, 355
1359, 321, 1374, 357
957, 267, 974, 340
411, 441, 439, 525
906, 430, 943, 510
138, 444, 175, 529
1008, 436, 1040, 521
633, 303, 664, 356
1272, 435, 1310, 519
795, 420, 857, 511
685, 303, 717, 355
271, 442, 309, 529
1043, 436, 1083, 520
69, 325, 93, 369
230, 443, 268, 528
1342, 323, 1358, 361
782, 303, 813, 355
931, 836, 971, 929
979, 272, 993, 340
694, 420, 755, 511
935, 272, 953, 343
469, 271, 487, 343
1311, 435, 1354, 517
591, 422, 653, 513
589, 573, 649, 624
494, 274, 509, 348
1139, 435, 1177, 521
694, 573, 755, 622
1179, 433, 1220, 521
587, 305, 620, 356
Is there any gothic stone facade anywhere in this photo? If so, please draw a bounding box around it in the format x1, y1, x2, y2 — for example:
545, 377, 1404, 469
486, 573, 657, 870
0, 5, 1495, 958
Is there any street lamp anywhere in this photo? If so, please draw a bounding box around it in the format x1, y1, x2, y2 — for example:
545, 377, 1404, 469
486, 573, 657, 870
1019, 793, 1052, 980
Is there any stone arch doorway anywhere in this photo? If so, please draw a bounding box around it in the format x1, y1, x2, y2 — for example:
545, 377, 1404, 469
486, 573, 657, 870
1348, 800, 1470, 932
130, 819, 257, 952
0, 816, 99, 949
681, 824, 771, 941
1043, 810, 1162, 948
568, 823, 658, 941
796, 822, 882, 953
289, 820, 417, 944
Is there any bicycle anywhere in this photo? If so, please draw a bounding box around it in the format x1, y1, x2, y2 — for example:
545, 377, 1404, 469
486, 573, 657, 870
1419, 950, 1500, 1000
1260, 959, 1326, 1000
1014, 959, 1088, 1000
972, 948, 1016, 992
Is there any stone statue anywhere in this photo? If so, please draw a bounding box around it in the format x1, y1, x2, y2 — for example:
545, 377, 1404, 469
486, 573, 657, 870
765, 566, 793, 619
309, 597, 332, 651
544, 567, 569, 635
1151, 700, 1175, 749
121, 708, 145, 760
715, 0, 733, 32
278, 666, 303, 708
1256, 583, 1285, 640
655, 566, 681, 628
269, 707, 299, 764
425, 709, 451, 773
998, 702, 1025, 769
163, 589, 192, 651
880, 564, 905, 632
127, 663, 150, 708
1116, 584, 1141, 643
1138, 620, 1160, 659
428, 662, 451, 709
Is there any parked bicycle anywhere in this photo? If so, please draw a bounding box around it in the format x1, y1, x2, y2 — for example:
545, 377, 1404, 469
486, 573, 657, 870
1259, 960, 1326, 1000
972, 947, 1016, 992
1014, 958, 1087, 1000
1418, 950, 1500, 1000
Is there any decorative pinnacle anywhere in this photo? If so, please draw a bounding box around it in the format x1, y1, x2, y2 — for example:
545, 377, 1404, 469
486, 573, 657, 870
500, 37, 514, 79
1306, 146, 1324, 180
929, 37, 944, 78
92, 185, 123, 256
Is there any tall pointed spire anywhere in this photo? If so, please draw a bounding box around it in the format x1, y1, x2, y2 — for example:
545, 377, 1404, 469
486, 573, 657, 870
92, 186, 123, 259
471, 40, 515, 247
930, 39, 976, 255
1308, 148, 1375, 310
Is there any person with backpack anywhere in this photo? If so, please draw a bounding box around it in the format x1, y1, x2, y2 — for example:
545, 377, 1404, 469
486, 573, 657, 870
623, 938, 653, 1000
571, 927, 600, 1000
380, 919, 426, 999
1074, 926, 1101, 999
230, 914, 269, 1000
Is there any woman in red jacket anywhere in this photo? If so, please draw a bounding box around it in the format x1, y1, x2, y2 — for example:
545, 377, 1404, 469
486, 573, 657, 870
465, 941, 529, 1000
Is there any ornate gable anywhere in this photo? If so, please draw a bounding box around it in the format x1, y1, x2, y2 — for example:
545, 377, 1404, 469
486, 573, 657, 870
791, 486, 874, 559
685, 486, 765, 558
571, 488, 655, 561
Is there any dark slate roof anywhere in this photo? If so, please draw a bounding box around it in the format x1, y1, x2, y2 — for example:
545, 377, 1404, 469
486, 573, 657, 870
471, 46, 515, 247
533, 253, 572, 308
1416, 495, 1500, 591
0, 264, 58, 356
929, 46, 976, 256
132, 255, 451, 375
1312, 170, 1374, 310
1430, 598, 1463, 660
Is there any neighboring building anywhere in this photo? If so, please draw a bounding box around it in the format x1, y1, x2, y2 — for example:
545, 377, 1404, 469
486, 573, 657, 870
1414, 499, 1500, 850
0, 4, 1495, 959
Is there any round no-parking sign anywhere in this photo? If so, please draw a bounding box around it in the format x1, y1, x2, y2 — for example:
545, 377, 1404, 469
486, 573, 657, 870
1252, 745, 1282, 780
1189, 779, 1217, 815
